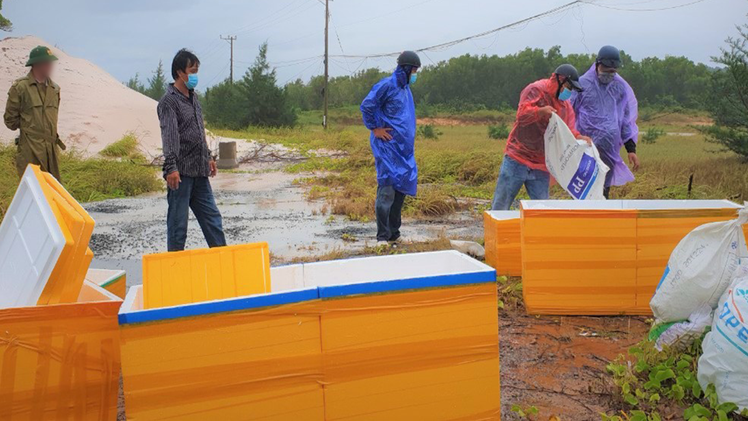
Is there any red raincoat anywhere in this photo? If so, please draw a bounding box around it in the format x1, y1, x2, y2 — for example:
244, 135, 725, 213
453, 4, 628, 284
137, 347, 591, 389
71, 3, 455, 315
505, 76, 581, 172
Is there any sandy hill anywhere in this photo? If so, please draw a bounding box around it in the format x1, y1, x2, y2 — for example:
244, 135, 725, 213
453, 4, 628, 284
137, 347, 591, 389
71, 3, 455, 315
0, 36, 162, 157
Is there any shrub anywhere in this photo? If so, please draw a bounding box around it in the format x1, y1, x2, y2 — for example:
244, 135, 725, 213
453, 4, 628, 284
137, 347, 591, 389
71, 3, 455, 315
417, 124, 442, 140
642, 127, 666, 144
488, 123, 510, 140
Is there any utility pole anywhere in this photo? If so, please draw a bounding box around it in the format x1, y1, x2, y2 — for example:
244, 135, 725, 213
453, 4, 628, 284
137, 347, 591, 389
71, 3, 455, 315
323, 0, 329, 130
220, 35, 237, 83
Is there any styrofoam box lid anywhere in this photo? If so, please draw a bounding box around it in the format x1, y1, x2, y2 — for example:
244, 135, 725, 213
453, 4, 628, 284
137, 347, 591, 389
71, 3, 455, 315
485, 210, 520, 220
119, 250, 496, 325
521, 199, 742, 211
0, 167, 66, 309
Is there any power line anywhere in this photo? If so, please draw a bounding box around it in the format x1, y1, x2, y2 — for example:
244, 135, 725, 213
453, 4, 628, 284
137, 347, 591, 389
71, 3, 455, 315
581, 0, 708, 11
331, 0, 589, 59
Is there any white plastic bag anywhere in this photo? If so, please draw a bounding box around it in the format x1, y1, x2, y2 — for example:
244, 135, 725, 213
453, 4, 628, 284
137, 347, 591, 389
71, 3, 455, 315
698, 276, 748, 411
652, 304, 713, 351
650, 207, 748, 322
544, 113, 609, 201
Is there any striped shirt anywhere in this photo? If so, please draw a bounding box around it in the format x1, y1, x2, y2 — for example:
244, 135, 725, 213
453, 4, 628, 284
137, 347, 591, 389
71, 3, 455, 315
157, 84, 211, 178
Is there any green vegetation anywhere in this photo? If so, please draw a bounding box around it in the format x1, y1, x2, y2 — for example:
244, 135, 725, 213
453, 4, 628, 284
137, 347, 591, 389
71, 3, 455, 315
488, 123, 510, 140
701, 23, 748, 159
0, 138, 161, 221
204, 42, 296, 129
99, 133, 143, 159
605, 338, 748, 421
126, 60, 168, 101
0, 0, 11, 31
416, 124, 442, 140
642, 127, 666, 144
213, 109, 747, 222
285, 47, 711, 113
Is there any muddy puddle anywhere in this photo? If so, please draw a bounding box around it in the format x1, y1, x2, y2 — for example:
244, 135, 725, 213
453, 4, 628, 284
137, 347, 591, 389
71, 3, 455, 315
87, 138, 481, 285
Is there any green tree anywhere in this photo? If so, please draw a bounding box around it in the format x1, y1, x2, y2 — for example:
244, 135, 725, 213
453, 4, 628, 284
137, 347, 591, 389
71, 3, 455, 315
144, 60, 167, 101
237, 42, 296, 127
0, 0, 11, 32
701, 21, 748, 158
204, 79, 246, 130
126, 73, 146, 95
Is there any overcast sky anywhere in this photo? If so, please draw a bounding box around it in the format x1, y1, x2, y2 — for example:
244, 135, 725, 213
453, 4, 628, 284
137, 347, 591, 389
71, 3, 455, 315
4, 0, 747, 88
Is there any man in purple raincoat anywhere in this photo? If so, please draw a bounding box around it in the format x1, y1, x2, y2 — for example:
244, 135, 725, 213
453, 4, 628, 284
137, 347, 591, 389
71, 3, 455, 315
572, 45, 640, 199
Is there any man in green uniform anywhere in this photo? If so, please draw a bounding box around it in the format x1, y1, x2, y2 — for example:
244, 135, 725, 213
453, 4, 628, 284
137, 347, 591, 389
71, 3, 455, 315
4, 45, 65, 180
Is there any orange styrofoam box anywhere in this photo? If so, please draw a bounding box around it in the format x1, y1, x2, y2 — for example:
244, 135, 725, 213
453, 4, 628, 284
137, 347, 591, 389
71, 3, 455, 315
86, 267, 127, 299
142, 242, 270, 309
521, 200, 743, 315
36, 169, 96, 305
320, 285, 500, 421
119, 286, 325, 421
28, 166, 85, 305
484, 211, 522, 277
0, 280, 122, 420
119, 251, 500, 420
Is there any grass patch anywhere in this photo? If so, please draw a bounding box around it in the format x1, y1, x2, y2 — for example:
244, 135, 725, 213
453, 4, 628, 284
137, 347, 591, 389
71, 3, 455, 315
99, 133, 143, 160
212, 109, 747, 222
0, 144, 161, 221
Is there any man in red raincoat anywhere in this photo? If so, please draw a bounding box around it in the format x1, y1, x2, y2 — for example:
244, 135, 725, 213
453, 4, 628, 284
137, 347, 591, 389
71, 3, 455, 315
491, 64, 592, 210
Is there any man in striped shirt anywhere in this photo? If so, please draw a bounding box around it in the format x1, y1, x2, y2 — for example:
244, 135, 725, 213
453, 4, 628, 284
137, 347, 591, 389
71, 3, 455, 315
158, 49, 226, 252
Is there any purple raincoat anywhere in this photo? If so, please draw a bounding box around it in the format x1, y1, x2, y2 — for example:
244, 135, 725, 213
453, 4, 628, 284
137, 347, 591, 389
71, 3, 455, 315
571, 64, 639, 187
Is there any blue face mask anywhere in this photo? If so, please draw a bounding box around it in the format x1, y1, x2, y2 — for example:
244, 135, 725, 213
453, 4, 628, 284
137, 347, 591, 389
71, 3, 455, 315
409, 73, 418, 85
558, 87, 572, 101
185, 73, 198, 90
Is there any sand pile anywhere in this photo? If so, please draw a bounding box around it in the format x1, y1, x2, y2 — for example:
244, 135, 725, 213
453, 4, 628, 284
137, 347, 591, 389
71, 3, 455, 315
0, 36, 162, 157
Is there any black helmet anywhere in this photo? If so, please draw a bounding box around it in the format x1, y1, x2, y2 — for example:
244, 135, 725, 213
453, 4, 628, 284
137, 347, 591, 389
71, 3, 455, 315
554, 64, 583, 91
597, 45, 622, 69
397, 50, 421, 68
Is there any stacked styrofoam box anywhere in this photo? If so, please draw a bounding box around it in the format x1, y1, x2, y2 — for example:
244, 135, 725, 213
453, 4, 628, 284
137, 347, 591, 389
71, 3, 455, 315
0, 165, 121, 420
483, 210, 522, 277
520, 200, 743, 315
119, 251, 501, 421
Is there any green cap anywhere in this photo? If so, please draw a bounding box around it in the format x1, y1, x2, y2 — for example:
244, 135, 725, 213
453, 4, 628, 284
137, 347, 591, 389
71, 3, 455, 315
26, 45, 58, 67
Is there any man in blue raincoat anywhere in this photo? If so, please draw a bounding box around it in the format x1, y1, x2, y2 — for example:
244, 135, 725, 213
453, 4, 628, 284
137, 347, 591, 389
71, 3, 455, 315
572, 45, 640, 199
360, 51, 420, 244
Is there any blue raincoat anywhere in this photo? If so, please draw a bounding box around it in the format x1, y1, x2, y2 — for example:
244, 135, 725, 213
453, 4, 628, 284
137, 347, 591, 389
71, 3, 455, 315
360, 67, 418, 196
571, 64, 639, 187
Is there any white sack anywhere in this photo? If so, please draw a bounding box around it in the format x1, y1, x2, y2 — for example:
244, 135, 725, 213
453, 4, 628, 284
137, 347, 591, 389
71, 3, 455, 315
544, 113, 609, 201
650, 207, 748, 322
698, 277, 748, 411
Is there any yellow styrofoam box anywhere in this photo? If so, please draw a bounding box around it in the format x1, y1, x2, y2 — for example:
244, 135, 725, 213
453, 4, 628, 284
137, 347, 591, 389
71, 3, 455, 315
86, 267, 127, 299
484, 211, 522, 277
119, 286, 325, 421
142, 242, 270, 309
37, 169, 96, 305
521, 200, 743, 315
120, 251, 500, 420
321, 284, 501, 421
635, 207, 738, 309
30, 166, 87, 305
0, 281, 122, 421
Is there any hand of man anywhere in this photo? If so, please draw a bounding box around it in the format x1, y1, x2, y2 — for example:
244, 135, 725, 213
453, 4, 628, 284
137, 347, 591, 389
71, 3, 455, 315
166, 171, 181, 191
210, 160, 218, 177
578, 135, 593, 146
628, 153, 640, 171
538, 105, 557, 119
372, 127, 393, 141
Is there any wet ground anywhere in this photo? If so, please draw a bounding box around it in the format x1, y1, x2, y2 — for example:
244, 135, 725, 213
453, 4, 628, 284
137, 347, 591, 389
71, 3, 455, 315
103, 138, 649, 420
87, 138, 481, 286
499, 306, 649, 420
